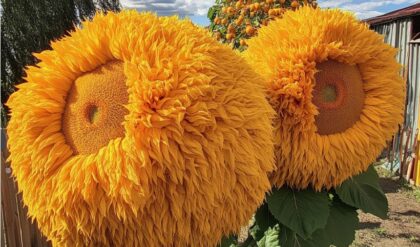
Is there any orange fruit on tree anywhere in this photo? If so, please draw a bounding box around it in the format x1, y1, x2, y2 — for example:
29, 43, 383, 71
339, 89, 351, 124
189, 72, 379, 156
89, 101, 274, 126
226, 33, 235, 40
228, 24, 236, 34
208, 0, 318, 49
214, 16, 220, 24
227, 6, 234, 14
235, 17, 244, 25
245, 25, 254, 35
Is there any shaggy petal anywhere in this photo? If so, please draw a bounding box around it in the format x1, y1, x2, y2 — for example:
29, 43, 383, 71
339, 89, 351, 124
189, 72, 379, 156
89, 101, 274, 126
243, 7, 405, 190
7, 11, 275, 246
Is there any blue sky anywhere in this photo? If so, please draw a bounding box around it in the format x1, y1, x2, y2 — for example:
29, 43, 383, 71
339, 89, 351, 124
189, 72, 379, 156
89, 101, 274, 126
120, 0, 420, 26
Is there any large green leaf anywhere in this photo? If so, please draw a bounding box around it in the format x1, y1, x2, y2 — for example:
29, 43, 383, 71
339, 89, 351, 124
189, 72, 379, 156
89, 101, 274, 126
267, 187, 330, 239
309, 198, 359, 247
279, 199, 358, 247
257, 225, 281, 247
325, 199, 359, 247
336, 166, 388, 219
250, 203, 277, 242
279, 225, 318, 247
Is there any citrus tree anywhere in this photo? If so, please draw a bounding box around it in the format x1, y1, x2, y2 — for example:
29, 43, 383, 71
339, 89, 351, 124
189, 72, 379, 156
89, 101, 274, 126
207, 0, 318, 50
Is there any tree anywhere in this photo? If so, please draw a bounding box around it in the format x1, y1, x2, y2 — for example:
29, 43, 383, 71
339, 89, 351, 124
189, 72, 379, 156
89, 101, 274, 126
207, 0, 317, 50
1, 0, 121, 127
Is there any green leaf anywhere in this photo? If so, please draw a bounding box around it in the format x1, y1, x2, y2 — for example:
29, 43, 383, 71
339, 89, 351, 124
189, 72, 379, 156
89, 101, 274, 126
218, 235, 237, 247
250, 203, 277, 241
257, 225, 281, 247
279, 225, 317, 247
267, 187, 330, 239
307, 198, 358, 247
207, 6, 216, 20
279, 198, 359, 247
325, 199, 359, 247
336, 166, 388, 219
209, 23, 216, 32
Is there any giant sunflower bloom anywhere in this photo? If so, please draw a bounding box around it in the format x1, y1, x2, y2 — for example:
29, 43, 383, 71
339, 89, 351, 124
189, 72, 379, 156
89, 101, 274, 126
243, 7, 405, 190
6, 11, 275, 246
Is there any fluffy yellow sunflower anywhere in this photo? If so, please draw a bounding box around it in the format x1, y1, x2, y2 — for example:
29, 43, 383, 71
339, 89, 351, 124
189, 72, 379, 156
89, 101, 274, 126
243, 7, 405, 190
6, 11, 275, 246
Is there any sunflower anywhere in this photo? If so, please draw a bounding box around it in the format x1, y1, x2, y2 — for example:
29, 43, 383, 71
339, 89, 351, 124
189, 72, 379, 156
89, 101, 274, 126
6, 11, 275, 246
243, 7, 405, 190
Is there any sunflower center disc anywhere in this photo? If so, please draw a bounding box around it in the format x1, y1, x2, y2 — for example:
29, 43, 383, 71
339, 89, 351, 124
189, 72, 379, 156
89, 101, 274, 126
313, 60, 365, 135
320, 85, 337, 102
62, 61, 128, 155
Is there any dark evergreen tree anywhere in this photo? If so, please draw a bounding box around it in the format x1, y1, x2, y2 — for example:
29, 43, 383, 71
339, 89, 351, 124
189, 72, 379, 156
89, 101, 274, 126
1, 0, 121, 127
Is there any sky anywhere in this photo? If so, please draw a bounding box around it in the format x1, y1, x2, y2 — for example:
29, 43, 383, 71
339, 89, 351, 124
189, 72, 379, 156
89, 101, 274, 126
120, 0, 420, 26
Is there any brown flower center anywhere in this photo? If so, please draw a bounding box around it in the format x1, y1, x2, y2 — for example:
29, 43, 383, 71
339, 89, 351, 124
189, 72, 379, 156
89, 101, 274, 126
313, 60, 365, 135
62, 61, 128, 155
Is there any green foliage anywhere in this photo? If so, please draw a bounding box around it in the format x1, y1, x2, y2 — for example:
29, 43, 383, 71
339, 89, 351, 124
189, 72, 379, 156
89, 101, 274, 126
309, 199, 359, 247
374, 227, 387, 236
250, 204, 277, 241
241, 166, 387, 247
336, 166, 388, 219
257, 225, 281, 247
219, 235, 238, 247
278, 225, 317, 247
1, 0, 121, 127
267, 187, 330, 239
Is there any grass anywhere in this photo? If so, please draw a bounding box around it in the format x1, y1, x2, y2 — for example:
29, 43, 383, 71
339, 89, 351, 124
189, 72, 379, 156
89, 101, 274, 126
409, 235, 419, 243
374, 165, 420, 203
374, 163, 394, 178
374, 227, 387, 237
400, 182, 420, 203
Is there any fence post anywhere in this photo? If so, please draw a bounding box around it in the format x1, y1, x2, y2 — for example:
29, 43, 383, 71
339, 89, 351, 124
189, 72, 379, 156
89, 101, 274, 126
1, 129, 51, 247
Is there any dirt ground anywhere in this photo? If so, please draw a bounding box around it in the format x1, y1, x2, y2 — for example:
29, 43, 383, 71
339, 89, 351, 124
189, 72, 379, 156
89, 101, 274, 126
352, 177, 420, 247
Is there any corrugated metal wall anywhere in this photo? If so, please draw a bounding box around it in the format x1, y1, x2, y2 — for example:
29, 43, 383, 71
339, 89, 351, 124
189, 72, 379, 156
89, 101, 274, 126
372, 18, 420, 148
373, 19, 412, 71
407, 41, 420, 144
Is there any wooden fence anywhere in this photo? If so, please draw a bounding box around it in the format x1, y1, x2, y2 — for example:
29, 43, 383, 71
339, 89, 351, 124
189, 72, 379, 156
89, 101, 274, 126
1, 130, 51, 247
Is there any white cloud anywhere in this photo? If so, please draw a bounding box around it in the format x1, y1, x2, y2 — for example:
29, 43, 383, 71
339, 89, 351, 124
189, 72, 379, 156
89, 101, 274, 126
354, 10, 384, 19
120, 0, 214, 16
318, 0, 353, 8
319, 0, 419, 19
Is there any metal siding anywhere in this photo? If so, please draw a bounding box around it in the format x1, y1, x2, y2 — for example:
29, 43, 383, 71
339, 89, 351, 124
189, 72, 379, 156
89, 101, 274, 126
409, 43, 420, 146
373, 19, 412, 68
372, 18, 420, 156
